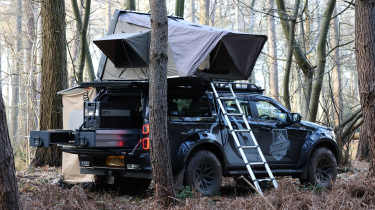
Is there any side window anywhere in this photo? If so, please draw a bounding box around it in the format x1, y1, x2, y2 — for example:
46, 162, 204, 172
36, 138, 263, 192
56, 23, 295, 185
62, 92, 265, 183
168, 96, 211, 117
223, 100, 250, 116
254, 101, 287, 122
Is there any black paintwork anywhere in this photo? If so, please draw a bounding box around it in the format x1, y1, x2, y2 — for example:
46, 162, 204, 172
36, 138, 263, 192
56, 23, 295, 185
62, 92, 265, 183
29, 78, 339, 180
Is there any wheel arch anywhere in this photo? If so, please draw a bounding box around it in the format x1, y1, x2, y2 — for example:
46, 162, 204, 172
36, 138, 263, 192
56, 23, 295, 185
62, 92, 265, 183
309, 139, 340, 164
300, 138, 339, 180
184, 141, 226, 172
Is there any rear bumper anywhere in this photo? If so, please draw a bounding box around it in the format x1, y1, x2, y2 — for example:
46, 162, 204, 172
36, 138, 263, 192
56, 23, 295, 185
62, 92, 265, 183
30, 129, 140, 148
80, 167, 152, 179
65, 147, 152, 179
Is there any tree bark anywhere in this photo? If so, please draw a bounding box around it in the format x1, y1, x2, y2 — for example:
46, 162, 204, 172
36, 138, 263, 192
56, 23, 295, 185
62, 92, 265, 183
0, 41, 2, 92
0, 90, 19, 210
32, 0, 67, 167
307, 0, 336, 122
71, 0, 95, 83
355, 0, 375, 176
267, 0, 279, 101
149, 0, 175, 206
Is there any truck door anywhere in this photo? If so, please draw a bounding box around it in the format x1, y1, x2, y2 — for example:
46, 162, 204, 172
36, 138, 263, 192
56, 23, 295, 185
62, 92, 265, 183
248, 98, 304, 167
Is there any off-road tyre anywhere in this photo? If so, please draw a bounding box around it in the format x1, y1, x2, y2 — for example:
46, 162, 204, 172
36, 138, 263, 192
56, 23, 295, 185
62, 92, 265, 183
185, 150, 222, 196
115, 177, 151, 195
306, 147, 337, 189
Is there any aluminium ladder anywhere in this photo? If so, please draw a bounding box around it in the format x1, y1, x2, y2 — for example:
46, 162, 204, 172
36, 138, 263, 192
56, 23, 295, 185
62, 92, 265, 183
210, 81, 278, 195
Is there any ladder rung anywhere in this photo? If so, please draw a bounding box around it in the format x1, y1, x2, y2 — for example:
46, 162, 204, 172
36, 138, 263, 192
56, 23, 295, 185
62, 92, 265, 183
231, 129, 251, 132
218, 96, 236, 100
239, 145, 258, 149
247, 162, 265, 166
255, 178, 274, 182
224, 113, 243, 116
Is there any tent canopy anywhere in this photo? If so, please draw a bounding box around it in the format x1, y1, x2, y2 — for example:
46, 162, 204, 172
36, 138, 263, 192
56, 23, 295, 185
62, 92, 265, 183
95, 11, 267, 81
93, 31, 150, 68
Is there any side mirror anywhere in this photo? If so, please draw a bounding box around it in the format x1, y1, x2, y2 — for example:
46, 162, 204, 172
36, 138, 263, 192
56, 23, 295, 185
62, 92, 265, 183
289, 113, 302, 123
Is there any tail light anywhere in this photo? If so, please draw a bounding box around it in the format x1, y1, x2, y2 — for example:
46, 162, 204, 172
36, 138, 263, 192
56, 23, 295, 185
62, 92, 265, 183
142, 123, 150, 135
141, 137, 150, 150
141, 123, 150, 150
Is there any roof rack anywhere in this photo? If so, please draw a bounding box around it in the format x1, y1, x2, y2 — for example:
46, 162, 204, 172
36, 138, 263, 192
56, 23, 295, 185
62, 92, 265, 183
211, 80, 264, 94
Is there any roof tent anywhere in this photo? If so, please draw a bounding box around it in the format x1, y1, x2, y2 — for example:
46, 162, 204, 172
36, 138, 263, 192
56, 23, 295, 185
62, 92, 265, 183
95, 10, 267, 81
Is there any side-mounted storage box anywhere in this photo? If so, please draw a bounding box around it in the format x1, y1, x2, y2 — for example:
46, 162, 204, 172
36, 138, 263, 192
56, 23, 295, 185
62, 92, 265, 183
30, 130, 75, 147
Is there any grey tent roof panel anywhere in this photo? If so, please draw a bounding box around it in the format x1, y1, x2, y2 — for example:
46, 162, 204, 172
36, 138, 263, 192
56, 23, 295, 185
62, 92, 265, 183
96, 10, 267, 81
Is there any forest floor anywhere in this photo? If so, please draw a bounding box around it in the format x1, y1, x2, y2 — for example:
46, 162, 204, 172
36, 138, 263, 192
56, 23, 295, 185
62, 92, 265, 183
17, 160, 374, 210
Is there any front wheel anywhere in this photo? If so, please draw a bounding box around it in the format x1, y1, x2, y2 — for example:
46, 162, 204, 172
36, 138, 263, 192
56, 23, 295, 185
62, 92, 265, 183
306, 147, 337, 189
185, 150, 222, 196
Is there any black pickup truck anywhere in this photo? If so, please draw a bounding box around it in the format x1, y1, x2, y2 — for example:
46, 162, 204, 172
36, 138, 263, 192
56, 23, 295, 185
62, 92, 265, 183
30, 77, 338, 195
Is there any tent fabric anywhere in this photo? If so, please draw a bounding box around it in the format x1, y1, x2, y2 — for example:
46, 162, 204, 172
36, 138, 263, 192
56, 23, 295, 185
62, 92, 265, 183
94, 31, 151, 68
101, 19, 179, 80
97, 11, 267, 81
62, 88, 96, 183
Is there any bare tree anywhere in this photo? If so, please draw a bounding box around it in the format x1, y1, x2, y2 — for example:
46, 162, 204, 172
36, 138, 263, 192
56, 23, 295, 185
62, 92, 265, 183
191, 0, 196, 22
282, 0, 300, 110
149, 0, 175, 206
355, 0, 375, 176
0, 91, 19, 210
175, 0, 185, 17
71, 0, 95, 83
124, 0, 136, 10
10, 0, 23, 142
199, 0, 209, 25
32, 0, 67, 167
276, 0, 336, 121
266, 0, 279, 101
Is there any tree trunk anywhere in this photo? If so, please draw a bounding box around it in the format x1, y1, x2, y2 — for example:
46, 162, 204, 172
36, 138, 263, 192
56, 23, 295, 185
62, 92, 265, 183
124, 0, 136, 10
248, 0, 256, 33
0, 90, 19, 210
0, 41, 2, 92
267, 0, 279, 101
283, 0, 300, 110
32, 0, 67, 167
149, 0, 175, 206
330, 7, 344, 151
199, 0, 209, 25
307, 0, 336, 122
10, 0, 23, 142
71, 0, 95, 83
107, 0, 112, 29
191, 0, 196, 22
355, 0, 375, 176
175, 0, 185, 17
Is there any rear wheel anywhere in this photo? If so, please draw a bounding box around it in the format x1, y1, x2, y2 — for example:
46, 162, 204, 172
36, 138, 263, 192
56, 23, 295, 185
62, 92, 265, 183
185, 150, 222, 196
306, 147, 337, 189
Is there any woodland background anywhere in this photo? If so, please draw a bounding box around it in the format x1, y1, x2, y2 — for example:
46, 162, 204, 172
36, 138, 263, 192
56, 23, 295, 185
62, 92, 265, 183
1, 0, 374, 209
0, 0, 361, 168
